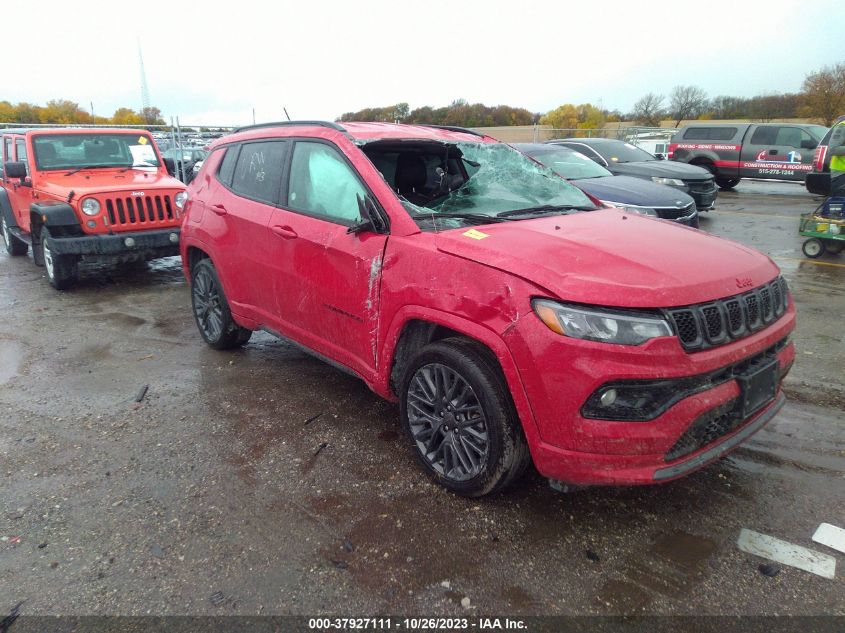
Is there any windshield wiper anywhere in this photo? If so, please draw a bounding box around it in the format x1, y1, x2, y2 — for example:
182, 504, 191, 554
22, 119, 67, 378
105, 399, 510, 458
64, 164, 114, 176
422, 212, 506, 224
496, 204, 596, 218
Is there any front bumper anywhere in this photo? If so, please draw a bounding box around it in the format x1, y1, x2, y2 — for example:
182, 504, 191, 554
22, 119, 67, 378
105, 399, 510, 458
685, 183, 718, 210
507, 300, 796, 486
47, 228, 181, 257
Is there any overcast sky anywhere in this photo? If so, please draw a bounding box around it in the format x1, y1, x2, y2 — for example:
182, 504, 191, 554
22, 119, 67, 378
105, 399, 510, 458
7, 0, 844, 126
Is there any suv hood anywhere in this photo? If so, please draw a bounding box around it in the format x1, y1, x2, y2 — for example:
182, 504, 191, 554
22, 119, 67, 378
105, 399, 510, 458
608, 160, 712, 181
434, 209, 778, 308
37, 170, 184, 199
573, 175, 695, 208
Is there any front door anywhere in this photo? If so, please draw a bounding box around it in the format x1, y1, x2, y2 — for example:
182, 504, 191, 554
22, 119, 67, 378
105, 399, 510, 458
269, 140, 388, 377
740, 125, 815, 181
4, 136, 35, 231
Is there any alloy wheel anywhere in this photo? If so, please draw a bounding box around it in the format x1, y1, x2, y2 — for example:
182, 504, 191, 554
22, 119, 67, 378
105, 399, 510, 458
406, 362, 489, 481
193, 267, 224, 341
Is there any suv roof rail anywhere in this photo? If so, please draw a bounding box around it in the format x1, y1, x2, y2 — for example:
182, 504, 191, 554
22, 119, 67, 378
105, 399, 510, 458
421, 124, 486, 138
233, 120, 347, 134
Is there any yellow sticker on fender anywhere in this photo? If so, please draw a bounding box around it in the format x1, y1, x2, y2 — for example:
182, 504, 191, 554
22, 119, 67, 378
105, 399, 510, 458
138, 136, 148, 145
463, 229, 490, 240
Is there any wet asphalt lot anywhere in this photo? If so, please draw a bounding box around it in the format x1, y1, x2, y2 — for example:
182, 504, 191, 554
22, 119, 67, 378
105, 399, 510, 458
0, 180, 843, 617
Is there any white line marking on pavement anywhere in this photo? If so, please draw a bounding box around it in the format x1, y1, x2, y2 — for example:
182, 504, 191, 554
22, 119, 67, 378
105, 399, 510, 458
812, 523, 845, 555
737, 528, 836, 579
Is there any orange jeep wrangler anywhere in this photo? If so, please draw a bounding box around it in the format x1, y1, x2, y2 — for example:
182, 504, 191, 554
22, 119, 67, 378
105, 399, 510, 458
1, 128, 187, 289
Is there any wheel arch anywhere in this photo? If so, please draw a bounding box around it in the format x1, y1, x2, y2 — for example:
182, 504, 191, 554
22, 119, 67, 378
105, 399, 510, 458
379, 307, 542, 447
0, 189, 18, 229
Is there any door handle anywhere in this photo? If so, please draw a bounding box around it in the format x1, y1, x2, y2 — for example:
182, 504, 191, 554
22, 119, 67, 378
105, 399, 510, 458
271, 225, 298, 239
210, 203, 227, 215
769, 149, 778, 155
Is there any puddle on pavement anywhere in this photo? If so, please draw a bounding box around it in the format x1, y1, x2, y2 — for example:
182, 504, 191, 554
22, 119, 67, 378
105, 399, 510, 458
598, 531, 717, 611
0, 340, 23, 385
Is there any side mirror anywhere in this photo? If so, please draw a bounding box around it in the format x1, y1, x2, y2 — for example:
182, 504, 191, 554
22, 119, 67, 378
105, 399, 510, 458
163, 157, 175, 175
4, 161, 27, 179
801, 139, 818, 150
654, 153, 666, 160
348, 194, 389, 235
805, 172, 831, 196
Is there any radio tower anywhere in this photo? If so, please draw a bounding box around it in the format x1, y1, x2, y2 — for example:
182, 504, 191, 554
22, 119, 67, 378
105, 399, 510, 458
138, 39, 151, 120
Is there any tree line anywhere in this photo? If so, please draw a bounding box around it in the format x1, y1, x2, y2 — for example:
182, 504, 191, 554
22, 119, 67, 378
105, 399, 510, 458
339, 62, 845, 129
0, 99, 166, 126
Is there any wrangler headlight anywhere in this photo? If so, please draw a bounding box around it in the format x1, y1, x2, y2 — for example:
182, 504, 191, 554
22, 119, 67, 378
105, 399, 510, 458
81, 198, 101, 216
652, 177, 685, 186
174, 191, 188, 210
532, 299, 673, 346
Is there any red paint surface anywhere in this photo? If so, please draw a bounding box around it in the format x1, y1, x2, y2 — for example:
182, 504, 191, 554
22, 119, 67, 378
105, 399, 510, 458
182, 123, 796, 486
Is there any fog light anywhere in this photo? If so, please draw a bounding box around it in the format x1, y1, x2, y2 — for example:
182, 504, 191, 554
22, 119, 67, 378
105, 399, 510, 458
125, 237, 136, 248
599, 389, 617, 407
169, 232, 179, 244
86, 220, 96, 229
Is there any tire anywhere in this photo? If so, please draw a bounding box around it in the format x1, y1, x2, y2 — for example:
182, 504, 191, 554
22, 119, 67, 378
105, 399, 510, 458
1, 214, 28, 256
716, 177, 741, 190
41, 228, 78, 290
190, 258, 252, 350
823, 240, 843, 255
802, 238, 825, 259
399, 337, 530, 497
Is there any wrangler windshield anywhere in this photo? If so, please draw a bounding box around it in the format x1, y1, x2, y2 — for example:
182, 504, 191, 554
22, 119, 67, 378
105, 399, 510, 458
32, 133, 161, 171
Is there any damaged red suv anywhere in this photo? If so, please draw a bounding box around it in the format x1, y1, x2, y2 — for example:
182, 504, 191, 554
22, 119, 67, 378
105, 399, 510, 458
180, 121, 795, 496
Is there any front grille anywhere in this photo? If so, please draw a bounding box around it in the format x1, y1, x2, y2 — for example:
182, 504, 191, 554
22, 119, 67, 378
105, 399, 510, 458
667, 277, 789, 352
655, 204, 695, 220
665, 399, 741, 462
103, 194, 177, 229
665, 343, 786, 462
686, 178, 715, 193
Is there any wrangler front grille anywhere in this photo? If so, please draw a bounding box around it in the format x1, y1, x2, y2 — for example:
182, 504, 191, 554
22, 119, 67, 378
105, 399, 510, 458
104, 194, 176, 229
667, 277, 789, 351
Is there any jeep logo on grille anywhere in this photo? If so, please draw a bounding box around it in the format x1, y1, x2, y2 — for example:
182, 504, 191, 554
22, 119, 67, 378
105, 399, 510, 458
131, 191, 146, 197
736, 277, 753, 289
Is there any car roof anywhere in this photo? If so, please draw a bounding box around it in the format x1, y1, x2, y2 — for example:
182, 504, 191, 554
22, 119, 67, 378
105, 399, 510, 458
513, 143, 574, 153
4, 128, 157, 136
220, 121, 490, 145
552, 138, 620, 145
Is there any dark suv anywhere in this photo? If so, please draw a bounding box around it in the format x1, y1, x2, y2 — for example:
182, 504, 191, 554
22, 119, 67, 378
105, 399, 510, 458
180, 121, 794, 496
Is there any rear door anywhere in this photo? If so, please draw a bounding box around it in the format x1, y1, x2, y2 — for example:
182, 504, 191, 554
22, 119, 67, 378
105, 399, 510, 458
268, 139, 388, 377
740, 125, 814, 181
204, 140, 288, 323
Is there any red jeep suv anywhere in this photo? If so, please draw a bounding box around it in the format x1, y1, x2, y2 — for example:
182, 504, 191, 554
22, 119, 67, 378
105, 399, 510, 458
1, 128, 186, 289
180, 121, 796, 496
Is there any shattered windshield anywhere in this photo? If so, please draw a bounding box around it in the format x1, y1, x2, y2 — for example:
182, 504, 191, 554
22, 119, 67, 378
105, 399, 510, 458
381, 142, 596, 228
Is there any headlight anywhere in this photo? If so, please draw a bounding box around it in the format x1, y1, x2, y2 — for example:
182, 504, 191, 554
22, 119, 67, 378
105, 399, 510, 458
81, 198, 101, 216
651, 177, 685, 186
601, 201, 657, 217
174, 191, 188, 210
532, 299, 673, 346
